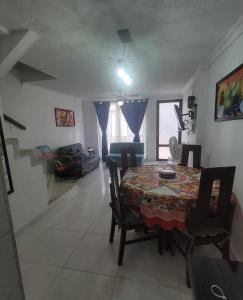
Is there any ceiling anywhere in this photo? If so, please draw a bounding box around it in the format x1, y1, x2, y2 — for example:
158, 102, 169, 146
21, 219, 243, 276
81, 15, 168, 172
0, 0, 243, 100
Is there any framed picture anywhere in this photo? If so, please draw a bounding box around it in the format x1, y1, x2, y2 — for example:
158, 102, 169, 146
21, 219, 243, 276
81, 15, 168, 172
0, 116, 14, 194
215, 64, 243, 121
55, 108, 75, 127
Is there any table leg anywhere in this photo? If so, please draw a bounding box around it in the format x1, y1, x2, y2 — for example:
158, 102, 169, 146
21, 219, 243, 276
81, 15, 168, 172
165, 231, 174, 256
158, 228, 164, 255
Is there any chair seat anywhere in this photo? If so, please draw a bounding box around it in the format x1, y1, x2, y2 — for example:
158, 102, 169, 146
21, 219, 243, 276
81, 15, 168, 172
108, 157, 158, 266
123, 210, 144, 227
187, 228, 228, 237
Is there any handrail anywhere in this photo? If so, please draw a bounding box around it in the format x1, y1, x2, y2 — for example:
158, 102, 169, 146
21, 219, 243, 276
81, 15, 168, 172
3, 114, 26, 130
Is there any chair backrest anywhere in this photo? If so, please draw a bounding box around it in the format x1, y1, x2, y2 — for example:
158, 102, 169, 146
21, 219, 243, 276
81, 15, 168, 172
108, 158, 124, 222
188, 166, 236, 234
180, 144, 201, 169
121, 147, 137, 177
110, 142, 144, 154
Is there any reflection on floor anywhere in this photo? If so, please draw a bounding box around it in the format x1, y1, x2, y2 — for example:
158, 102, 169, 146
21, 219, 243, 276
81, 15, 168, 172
16, 163, 220, 300
47, 174, 76, 204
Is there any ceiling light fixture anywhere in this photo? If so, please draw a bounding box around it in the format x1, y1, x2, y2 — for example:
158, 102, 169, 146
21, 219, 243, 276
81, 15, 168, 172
116, 28, 133, 86
117, 68, 132, 86
117, 100, 124, 106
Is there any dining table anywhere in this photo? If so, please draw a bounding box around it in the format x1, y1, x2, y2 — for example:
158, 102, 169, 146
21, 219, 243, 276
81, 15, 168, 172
120, 164, 204, 232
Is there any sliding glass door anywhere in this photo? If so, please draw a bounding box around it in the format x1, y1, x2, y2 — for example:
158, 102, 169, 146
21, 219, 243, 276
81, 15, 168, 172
156, 99, 182, 160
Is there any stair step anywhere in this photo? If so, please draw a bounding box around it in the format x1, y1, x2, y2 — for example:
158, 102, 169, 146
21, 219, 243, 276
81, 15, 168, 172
5, 137, 44, 167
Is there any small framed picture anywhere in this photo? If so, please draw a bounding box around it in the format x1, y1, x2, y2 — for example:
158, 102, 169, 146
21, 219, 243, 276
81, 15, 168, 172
55, 108, 75, 127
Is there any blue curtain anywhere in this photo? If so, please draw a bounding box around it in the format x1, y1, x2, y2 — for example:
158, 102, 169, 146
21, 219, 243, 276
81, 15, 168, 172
95, 102, 110, 161
121, 99, 148, 142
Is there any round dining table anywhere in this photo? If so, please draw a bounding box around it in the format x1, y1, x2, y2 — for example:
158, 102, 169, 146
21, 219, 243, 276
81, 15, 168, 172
120, 164, 202, 232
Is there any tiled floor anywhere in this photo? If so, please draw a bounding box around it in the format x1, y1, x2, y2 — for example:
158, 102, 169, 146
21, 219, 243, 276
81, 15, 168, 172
16, 164, 218, 300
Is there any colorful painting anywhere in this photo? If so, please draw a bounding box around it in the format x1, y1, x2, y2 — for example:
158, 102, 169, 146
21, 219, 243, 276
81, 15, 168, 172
55, 108, 75, 127
215, 64, 243, 121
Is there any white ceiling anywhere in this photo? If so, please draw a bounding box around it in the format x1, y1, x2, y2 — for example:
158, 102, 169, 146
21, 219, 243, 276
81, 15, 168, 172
0, 0, 243, 100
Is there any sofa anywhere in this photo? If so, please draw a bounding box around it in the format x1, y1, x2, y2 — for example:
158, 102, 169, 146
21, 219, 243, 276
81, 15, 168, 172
57, 143, 100, 177
106, 142, 144, 167
37, 143, 99, 178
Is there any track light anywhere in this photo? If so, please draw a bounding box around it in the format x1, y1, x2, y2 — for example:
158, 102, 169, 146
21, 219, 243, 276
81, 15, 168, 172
117, 68, 132, 86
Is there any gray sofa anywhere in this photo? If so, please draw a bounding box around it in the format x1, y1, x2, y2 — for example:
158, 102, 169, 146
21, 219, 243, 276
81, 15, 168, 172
57, 143, 100, 177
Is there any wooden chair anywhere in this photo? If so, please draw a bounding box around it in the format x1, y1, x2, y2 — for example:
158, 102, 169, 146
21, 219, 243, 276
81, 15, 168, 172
120, 146, 137, 178
108, 158, 158, 265
171, 166, 236, 286
180, 144, 201, 169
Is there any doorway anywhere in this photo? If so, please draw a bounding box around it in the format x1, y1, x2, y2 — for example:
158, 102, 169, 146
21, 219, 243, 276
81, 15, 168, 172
156, 99, 182, 160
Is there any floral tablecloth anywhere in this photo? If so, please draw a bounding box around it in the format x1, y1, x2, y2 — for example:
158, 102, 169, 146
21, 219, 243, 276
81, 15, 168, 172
120, 165, 202, 231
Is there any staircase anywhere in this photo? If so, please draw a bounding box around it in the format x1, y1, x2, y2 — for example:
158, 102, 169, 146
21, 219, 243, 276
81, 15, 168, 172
6, 137, 44, 167
5, 137, 56, 203
5, 137, 74, 204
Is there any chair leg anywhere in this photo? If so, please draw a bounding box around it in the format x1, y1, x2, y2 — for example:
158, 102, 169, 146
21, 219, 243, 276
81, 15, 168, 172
118, 226, 126, 266
165, 231, 174, 256
186, 238, 195, 289
186, 265, 191, 289
186, 238, 195, 256
144, 226, 148, 234
158, 228, 164, 255
222, 240, 230, 260
109, 216, 116, 244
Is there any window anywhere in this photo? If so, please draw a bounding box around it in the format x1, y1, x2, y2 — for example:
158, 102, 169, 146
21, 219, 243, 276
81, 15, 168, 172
97, 102, 146, 155
156, 100, 182, 160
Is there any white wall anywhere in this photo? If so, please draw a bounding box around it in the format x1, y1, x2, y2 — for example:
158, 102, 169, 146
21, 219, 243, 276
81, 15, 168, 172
0, 70, 85, 231
0, 70, 85, 149
7, 146, 49, 231
1, 97, 25, 299
191, 19, 243, 260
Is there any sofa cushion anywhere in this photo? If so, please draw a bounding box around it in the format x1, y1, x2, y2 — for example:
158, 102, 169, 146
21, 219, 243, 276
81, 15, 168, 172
57, 144, 80, 157
57, 143, 92, 160
107, 142, 144, 167
55, 160, 84, 178
107, 153, 144, 167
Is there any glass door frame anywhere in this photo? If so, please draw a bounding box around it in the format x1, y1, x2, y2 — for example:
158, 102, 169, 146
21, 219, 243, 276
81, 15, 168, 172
156, 99, 183, 161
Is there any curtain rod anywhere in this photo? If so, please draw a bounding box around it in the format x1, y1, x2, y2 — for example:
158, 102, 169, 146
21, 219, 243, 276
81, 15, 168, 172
87, 98, 149, 103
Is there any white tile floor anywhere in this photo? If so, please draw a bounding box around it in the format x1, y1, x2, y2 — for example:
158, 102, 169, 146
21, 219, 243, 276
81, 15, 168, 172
16, 164, 219, 300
